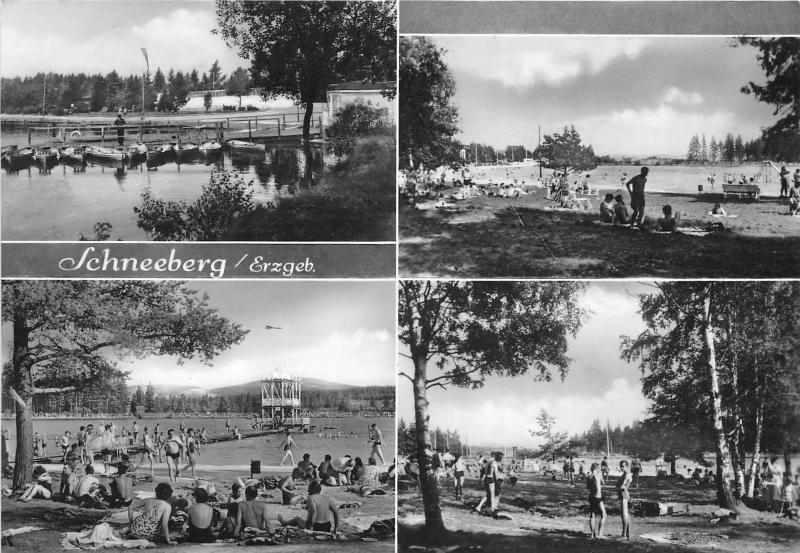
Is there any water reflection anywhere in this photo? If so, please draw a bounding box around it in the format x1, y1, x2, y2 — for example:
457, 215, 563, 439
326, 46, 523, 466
1, 141, 332, 240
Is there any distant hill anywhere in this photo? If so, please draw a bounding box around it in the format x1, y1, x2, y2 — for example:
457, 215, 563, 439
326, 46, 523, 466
211, 378, 358, 397
128, 378, 364, 398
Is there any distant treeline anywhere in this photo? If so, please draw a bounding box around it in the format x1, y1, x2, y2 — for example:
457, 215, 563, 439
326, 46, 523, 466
0, 60, 248, 116
4, 381, 394, 417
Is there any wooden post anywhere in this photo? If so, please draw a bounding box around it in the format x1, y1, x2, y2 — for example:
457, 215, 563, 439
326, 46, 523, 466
248, 121, 252, 140
28, 131, 31, 145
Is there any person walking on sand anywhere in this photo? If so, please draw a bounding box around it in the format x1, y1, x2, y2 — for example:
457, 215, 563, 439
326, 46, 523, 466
163, 429, 184, 483
279, 430, 297, 466
625, 167, 649, 227
617, 460, 633, 539
587, 462, 607, 538
631, 455, 642, 487
368, 423, 386, 465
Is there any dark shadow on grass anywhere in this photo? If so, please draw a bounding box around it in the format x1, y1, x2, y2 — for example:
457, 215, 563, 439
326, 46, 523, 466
399, 204, 800, 278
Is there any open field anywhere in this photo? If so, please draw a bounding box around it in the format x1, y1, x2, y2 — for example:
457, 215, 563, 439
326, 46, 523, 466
399, 473, 800, 552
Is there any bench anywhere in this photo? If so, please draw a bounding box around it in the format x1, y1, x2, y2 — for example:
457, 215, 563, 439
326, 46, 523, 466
722, 183, 761, 200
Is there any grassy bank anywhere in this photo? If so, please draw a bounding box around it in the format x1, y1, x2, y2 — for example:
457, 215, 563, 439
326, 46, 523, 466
399, 188, 800, 277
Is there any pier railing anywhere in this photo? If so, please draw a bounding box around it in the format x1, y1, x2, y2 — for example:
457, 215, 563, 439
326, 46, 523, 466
1, 110, 324, 145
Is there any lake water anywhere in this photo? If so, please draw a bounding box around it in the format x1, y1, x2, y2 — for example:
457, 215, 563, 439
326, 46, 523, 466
2, 415, 396, 470
468, 162, 798, 197
1, 132, 328, 241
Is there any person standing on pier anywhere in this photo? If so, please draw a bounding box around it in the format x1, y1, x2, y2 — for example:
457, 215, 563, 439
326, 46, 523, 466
114, 113, 126, 147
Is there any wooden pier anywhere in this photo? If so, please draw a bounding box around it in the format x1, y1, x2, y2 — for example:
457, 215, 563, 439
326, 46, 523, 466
1, 111, 324, 148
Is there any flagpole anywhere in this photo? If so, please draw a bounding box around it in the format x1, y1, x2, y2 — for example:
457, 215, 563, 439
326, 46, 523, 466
140, 48, 149, 141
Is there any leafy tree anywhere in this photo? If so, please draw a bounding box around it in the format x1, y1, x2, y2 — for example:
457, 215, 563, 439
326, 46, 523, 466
2, 281, 247, 489
530, 409, 568, 461
225, 67, 252, 109
215, 0, 396, 139
204, 91, 213, 112
399, 36, 460, 168
534, 126, 597, 175
398, 281, 586, 536
737, 38, 799, 159
90, 75, 107, 112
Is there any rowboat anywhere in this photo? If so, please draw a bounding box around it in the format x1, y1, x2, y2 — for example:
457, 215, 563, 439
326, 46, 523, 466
226, 139, 265, 152
33, 146, 60, 166
174, 142, 200, 158
146, 143, 173, 157
85, 145, 129, 162
199, 141, 223, 153
1, 145, 18, 157
126, 143, 148, 158
58, 146, 86, 164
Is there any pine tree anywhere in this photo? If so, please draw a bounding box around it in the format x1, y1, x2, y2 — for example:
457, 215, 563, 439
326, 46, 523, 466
734, 135, 744, 162
724, 134, 736, 162
709, 137, 719, 163
701, 134, 708, 163
687, 134, 701, 162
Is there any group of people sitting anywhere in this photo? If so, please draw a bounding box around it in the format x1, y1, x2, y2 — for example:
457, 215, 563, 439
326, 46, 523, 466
599, 193, 680, 231
289, 452, 393, 497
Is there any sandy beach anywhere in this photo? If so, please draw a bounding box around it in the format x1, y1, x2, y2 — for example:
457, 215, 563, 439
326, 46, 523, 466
399, 185, 800, 278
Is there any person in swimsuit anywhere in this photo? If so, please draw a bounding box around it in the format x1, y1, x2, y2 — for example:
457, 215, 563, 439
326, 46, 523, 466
135, 427, 156, 476
600, 456, 610, 480
128, 482, 173, 544
453, 453, 466, 500
60, 431, 71, 462
163, 429, 184, 483
182, 429, 199, 479
279, 431, 296, 466
187, 487, 216, 543
306, 480, 340, 533
617, 460, 633, 539
368, 424, 386, 465
235, 486, 271, 537
631, 455, 642, 487
587, 462, 606, 538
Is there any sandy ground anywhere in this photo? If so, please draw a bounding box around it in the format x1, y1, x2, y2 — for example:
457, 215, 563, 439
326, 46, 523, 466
399, 186, 800, 278
398, 473, 800, 552
1, 467, 394, 552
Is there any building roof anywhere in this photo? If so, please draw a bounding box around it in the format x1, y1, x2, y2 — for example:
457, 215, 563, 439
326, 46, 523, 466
328, 80, 395, 92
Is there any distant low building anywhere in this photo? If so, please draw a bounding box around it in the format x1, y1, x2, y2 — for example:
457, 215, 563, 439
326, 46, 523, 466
324, 81, 395, 125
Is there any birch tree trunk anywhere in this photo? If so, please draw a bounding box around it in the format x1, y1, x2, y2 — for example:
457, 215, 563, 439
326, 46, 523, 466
746, 391, 765, 497
413, 353, 445, 536
702, 288, 738, 511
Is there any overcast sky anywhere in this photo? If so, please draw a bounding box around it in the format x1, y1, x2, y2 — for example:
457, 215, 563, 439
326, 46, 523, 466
3, 282, 396, 390
432, 35, 778, 157
397, 282, 655, 449
0, 1, 244, 77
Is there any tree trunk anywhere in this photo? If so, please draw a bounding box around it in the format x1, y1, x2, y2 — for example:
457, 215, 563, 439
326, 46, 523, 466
413, 353, 446, 538
702, 288, 738, 511
11, 313, 34, 490
301, 139, 314, 188
746, 392, 765, 497
725, 315, 746, 498
302, 101, 314, 140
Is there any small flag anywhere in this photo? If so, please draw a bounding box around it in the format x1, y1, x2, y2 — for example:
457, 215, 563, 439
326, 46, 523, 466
141, 48, 149, 72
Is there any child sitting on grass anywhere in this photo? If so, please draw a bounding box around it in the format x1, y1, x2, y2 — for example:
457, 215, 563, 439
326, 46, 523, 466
599, 193, 615, 223
657, 205, 681, 232
613, 195, 631, 225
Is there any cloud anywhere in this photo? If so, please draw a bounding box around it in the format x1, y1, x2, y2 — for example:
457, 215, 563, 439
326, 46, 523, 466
428, 377, 648, 448
573, 104, 737, 156
439, 36, 652, 89
663, 87, 703, 106
0, 9, 242, 77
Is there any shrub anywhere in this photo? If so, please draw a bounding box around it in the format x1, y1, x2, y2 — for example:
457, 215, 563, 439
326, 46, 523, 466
327, 99, 391, 157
